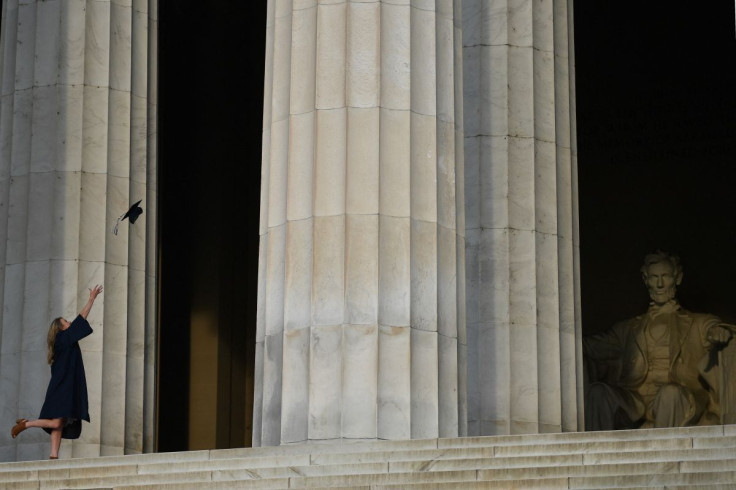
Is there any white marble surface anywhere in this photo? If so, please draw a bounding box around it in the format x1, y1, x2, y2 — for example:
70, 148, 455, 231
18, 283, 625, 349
410, 7, 437, 117
346, 107, 379, 215
81, 86, 111, 173
0, 0, 157, 461
377, 325, 411, 440
312, 215, 345, 325
259, 129, 271, 235
438, 333, 459, 437
11, 91, 32, 177
437, 224, 457, 338
410, 219, 438, 333
315, 3, 346, 110
252, 341, 265, 447
436, 14, 456, 124
285, 219, 313, 330
271, 9, 292, 124
346, 2, 380, 108
463, 0, 581, 436
309, 324, 342, 439
380, 4, 410, 111
261, 333, 284, 446
84, 0, 111, 87
290, 5, 316, 115
378, 215, 410, 327
255, 0, 465, 446
281, 327, 309, 443
106, 89, 133, 178
345, 215, 378, 325
409, 112, 438, 222
110, 2, 133, 92
265, 224, 286, 337
286, 112, 314, 221
267, 118, 288, 227
437, 119, 457, 229
314, 108, 347, 217
378, 108, 410, 217
57, 86, 85, 171
410, 328, 439, 439
342, 324, 378, 438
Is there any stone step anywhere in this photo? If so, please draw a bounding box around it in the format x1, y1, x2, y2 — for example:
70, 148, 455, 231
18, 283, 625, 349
3, 438, 735, 483
584, 446, 736, 465
9, 456, 736, 490
0, 450, 211, 471
1, 425, 732, 473
5, 436, 736, 481
5, 454, 734, 489
0, 426, 734, 489
107, 468, 736, 489
569, 470, 736, 488
437, 425, 732, 449
376, 483, 736, 490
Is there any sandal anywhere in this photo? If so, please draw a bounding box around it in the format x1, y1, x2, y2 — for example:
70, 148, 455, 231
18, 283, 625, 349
49, 456, 58, 460
11, 419, 27, 439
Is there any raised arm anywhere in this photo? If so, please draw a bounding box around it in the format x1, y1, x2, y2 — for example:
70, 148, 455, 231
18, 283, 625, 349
79, 285, 103, 319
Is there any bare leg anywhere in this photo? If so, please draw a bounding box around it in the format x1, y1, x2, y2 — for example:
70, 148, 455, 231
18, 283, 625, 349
24, 419, 64, 458
12, 418, 64, 443
25, 418, 64, 430
49, 428, 62, 458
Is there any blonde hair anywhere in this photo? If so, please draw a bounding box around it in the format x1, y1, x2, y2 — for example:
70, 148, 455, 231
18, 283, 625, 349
47, 317, 63, 365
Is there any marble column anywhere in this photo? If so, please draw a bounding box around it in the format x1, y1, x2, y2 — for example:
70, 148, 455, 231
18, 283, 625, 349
463, 0, 583, 434
254, 0, 465, 446
0, 0, 158, 461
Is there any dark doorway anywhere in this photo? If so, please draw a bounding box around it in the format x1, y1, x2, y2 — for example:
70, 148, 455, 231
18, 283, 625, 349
575, 2, 736, 334
157, 1, 267, 451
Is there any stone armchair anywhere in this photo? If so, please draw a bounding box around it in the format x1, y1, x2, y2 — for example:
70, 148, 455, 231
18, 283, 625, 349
583, 337, 736, 428
718, 341, 736, 424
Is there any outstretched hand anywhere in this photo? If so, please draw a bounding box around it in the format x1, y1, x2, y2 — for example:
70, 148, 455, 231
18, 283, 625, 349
80, 285, 103, 319
89, 285, 103, 300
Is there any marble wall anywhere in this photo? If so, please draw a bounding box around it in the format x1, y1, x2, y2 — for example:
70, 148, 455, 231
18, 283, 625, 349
0, 0, 158, 461
462, 0, 583, 435
0, 0, 584, 460
254, 0, 466, 445
254, 0, 584, 445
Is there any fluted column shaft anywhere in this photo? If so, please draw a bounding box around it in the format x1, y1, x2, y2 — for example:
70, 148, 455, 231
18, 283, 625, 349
254, 0, 465, 446
463, 0, 582, 435
0, 0, 158, 461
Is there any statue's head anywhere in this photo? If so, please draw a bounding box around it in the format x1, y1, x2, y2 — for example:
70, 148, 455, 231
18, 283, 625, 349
640, 251, 683, 305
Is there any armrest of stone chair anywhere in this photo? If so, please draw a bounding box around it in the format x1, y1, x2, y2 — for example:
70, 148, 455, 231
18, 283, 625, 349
719, 340, 736, 424
584, 355, 622, 388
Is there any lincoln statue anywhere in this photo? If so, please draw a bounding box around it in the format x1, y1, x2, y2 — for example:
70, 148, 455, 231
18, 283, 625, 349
584, 251, 734, 430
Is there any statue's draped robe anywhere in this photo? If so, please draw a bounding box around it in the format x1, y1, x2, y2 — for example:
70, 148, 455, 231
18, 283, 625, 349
584, 302, 723, 430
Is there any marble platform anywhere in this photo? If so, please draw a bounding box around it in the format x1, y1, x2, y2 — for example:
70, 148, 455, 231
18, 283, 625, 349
1, 425, 735, 489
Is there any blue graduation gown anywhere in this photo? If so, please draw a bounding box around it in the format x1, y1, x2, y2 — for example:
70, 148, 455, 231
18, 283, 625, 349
38, 315, 92, 439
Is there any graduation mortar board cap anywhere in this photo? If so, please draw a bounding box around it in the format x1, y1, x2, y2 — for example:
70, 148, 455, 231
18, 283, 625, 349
113, 200, 143, 235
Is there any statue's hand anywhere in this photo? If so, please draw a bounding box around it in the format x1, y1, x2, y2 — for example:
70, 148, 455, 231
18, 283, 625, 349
707, 325, 734, 347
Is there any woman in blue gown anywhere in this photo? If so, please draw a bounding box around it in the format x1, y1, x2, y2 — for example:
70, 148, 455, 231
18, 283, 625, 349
11, 285, 103, 459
